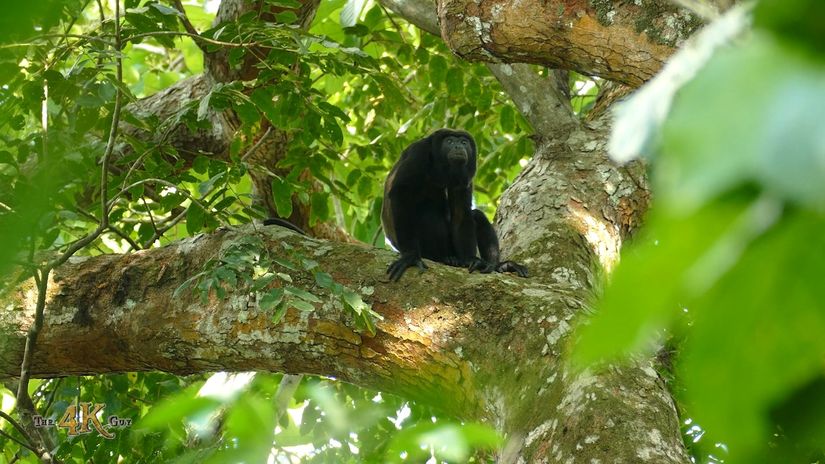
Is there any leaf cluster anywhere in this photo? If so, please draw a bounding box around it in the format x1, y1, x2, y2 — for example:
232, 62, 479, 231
575, 1, 825, 461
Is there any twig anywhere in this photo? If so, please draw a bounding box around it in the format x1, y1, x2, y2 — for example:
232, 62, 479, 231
15, 3, 124, 462
240, 127, 273, 162
140, 196, 159, 238
128, 30, 252, 49
41, 3, 124, 272
42, 379, 63, 416
371, 225, 383, 246
111, 178, 224, 226
13, 268, 53, 460
0, 429, 38, 455
0, 411, 34, 447
142, 207, 188, 248
378, 3, 407, 45
77, 208, 141, 250
95, 0, 105, 25
172, 0, 211, 54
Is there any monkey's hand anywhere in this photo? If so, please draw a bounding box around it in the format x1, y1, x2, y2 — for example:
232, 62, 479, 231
496, 261, 529, 278
468, 258, 496, 274
387, 252, 428, 282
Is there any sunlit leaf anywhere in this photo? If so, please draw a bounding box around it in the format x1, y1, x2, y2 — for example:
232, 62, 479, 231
259, 288, 285, 311
661, 34, 825, 212
340, 0, 367, 28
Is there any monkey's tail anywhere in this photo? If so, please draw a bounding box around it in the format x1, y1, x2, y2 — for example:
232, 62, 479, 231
263, 218, 306, 235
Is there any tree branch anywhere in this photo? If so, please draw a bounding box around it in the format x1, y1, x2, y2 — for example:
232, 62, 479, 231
379, 0, 577, 136
1, 225, 550, 417
437, 0, 701, 87
171, 0, 210, 54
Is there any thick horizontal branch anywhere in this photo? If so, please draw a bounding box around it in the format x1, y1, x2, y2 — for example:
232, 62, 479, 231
0, 225, 565, 418
438, 0, 702, 86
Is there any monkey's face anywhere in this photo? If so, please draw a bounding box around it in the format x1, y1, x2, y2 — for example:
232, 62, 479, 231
442, 135, 474, 166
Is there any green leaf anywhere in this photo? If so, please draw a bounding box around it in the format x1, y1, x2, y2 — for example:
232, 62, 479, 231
340, 0, 367, 27
429, 55, 448, 86
213, 395, 276, 464
345, 169, 361, 187
275, 11, 298, 24
98, 81, 116, 101
150, 2, 181, 16
186, 203, 206, 235
414, 47, 430, 65
193, 156, 209, 174
285, 286, 322, 303
76, 94, 104, 107
357, 175, 372, 200
259, 288, 285, 311
661, 34, 825, 212
252, 274, 277, 292
173, 275, 201, 299
250, 88, 278, 124
343, 24, 369, 37
755, 0, 825, 59
679, 210, 825, 459
271, 178, 294, 219
446, 70, 463, 97
500, 105, 515, 132
573, 194, 757, 365
317, 101, 350, 122
227, 48, 245, 69
342, 289, 367, 315
198, 172, 225, 196
310, 191, 329, 225
272, 300, 288, 323
314, 271, 334, 289
322, 117, 343, 146
214, 267, 238, 287
288, 299, 316, 312
273, 257, 297, 271
137, 390, 221, 431
233, 99, 259, 127
359, 313, 375, 336
385, 422, 501, 463
363, 4, 382, 29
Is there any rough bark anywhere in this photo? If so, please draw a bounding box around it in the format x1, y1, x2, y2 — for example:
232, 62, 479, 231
491, 113, 688, 462
437, 0, 704, 87
0, 226, 542, 419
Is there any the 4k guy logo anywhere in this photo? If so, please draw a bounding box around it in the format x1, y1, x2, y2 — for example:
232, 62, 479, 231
33, 403, 131, 439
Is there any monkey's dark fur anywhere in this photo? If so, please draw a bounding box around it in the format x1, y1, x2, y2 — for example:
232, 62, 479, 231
382, 129, 528, 281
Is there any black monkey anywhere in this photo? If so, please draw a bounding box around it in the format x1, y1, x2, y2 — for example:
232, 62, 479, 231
382, 129, 528, 281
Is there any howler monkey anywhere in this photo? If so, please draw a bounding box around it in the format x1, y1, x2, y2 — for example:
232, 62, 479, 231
382, 129, 528, 282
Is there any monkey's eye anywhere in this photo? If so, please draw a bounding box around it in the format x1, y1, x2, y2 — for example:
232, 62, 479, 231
462, 139, 469, 146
